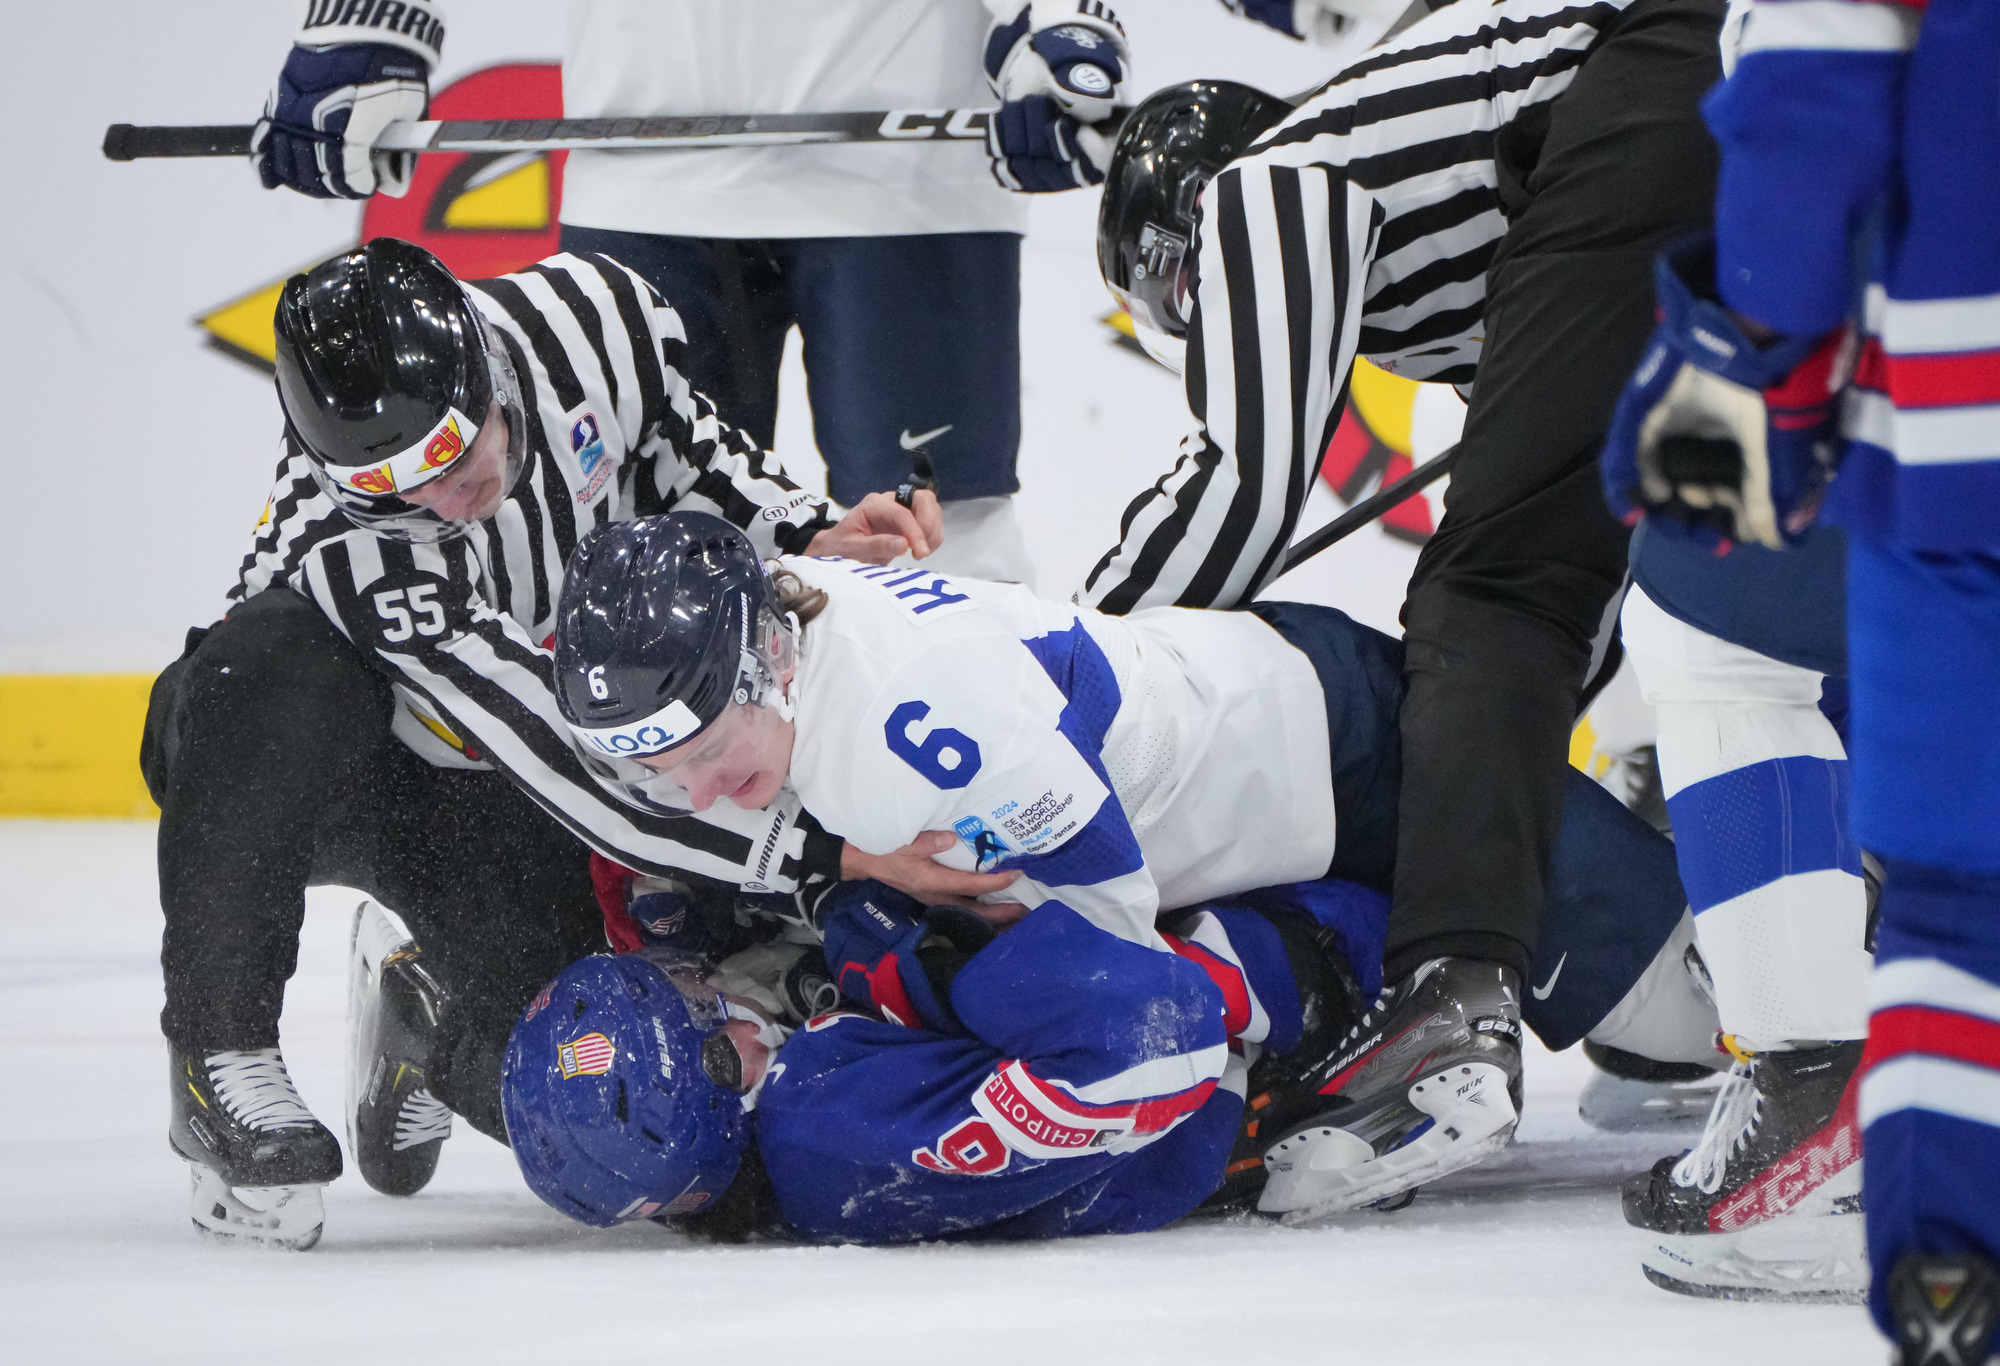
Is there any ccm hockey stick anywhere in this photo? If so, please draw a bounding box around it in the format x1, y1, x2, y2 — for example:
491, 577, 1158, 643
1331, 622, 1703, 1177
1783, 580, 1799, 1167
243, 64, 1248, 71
1276, 443, 1459, 579
101, 107, 1106, 161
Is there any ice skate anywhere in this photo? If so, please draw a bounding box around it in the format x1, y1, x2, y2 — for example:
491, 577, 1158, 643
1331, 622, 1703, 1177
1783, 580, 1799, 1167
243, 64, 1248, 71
347, 899, 454, 1197
1244, 957, 1524, 1221
1578, 1040, 1725, 1134
1202, 908, 1365, 1213
170, 1045, 341, 1250
1887, 1253, 2000, 1366
1624, 1039, 1866, 1302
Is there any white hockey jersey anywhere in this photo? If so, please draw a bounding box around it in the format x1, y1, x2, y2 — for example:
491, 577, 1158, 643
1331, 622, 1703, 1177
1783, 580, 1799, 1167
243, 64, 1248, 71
781, 556, 1337, 946
560, 0, 1030, 239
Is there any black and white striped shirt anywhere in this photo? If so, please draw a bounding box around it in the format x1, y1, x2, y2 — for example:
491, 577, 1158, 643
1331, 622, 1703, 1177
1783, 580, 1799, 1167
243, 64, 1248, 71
1080, 0, 1636, 612
233, 251, 844, 891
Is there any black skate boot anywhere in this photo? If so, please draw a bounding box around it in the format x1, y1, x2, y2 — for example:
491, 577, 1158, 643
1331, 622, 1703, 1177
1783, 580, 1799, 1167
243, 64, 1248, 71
1623, 1039, 1867, 1302
347, 900, 454, 1197
1202, 909, 1365, 1213
1888, 1254, 2000, 1366
1243, 957, 1524, 1221
170, 1045, 342, 1250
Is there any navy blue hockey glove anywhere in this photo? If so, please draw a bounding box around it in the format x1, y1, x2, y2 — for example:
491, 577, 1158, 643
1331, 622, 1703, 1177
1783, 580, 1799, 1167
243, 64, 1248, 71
1601, 234, 1853, 550
984, 5, 1130, 192
817, 881, 999, 1033
252, 4, 444, 199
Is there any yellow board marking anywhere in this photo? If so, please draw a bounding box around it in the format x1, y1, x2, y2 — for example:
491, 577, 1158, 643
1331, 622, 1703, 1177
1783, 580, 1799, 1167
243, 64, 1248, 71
1568, 716, 1598, 775
197, 278, 288, 368
1346, 359, 1420, 456
0, 675, 160, 818
442, 156, 550, 230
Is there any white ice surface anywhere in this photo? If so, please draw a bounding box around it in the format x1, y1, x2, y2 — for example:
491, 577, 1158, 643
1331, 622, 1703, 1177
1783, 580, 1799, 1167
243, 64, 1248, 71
0, 823, 1881, 1365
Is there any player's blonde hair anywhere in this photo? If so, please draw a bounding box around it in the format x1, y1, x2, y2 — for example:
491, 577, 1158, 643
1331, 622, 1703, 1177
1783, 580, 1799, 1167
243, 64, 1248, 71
768, 569, 829, 628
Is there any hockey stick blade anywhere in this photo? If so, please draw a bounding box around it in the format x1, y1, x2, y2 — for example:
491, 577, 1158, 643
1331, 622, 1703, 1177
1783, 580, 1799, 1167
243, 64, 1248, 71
1276, 443, 1459, 579
103, 107, 1126, 161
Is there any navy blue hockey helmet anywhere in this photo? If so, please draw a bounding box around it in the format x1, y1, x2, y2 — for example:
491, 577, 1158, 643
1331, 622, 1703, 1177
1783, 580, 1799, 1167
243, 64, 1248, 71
275, 237, 528, 542
553, 512, 797, 814
501, 954, 752, 1227
1098, 80, 1294, 371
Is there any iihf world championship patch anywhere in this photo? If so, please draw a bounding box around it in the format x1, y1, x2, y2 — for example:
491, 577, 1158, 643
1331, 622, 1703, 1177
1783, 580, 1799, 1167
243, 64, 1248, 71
558, 1032, 616, 1078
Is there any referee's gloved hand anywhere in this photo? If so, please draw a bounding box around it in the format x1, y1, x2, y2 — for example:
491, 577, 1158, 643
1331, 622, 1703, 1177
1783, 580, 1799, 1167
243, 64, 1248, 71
1599, 234, 1853, 551
252, 5, 445, 200
984, 4, 1130, 193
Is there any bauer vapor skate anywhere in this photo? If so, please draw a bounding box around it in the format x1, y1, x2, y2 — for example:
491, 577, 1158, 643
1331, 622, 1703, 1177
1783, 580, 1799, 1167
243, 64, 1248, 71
347, 900, 454, 1197
1246, 957, 1523, 1221
170, 1046, 341, 1250
1887, 1254, 2000, 1366
1624, 1039, 1867, 1302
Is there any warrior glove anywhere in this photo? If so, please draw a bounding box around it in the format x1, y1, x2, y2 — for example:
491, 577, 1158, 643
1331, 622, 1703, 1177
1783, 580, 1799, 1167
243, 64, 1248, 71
252, 4, 446, 199
1601, 234, 1853, 551
984, 3, 1130, 192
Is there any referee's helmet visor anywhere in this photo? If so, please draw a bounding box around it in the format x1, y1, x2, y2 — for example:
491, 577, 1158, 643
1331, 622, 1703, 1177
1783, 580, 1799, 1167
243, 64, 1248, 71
276, 237, 527, 542
1098, 81, 1296, 372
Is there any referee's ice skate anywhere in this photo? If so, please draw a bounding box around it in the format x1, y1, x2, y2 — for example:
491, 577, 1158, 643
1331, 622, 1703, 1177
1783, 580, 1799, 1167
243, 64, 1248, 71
1623, 1041, 1866, 1303
345, 900, 454, 1197
169, 1046, 341, 1250
1248, 958, 1524, 1220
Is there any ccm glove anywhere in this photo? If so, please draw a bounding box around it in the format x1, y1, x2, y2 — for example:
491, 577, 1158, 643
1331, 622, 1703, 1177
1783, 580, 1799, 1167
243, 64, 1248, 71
1220, 0, 1412, 43
252, 3, 446, 199
984, 3, 1130, 192
1600, 234, 1853, 550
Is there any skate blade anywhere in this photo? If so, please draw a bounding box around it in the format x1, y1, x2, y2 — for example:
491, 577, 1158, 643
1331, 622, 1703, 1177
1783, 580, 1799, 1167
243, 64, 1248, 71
187, 1163, 326, 1251
1578, 1073, 1722, 1135
1260, 1061, 1519, 1221
1640, 1213, 1868, 1304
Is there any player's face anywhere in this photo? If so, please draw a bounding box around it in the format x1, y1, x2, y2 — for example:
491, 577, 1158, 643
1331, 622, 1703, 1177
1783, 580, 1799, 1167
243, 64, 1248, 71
635, 701, 794, 813
401, 399, 512, 524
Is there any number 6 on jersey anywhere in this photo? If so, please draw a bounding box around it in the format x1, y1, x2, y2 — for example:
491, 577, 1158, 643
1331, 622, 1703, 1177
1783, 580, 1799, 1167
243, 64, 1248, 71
885, 700, 982, 789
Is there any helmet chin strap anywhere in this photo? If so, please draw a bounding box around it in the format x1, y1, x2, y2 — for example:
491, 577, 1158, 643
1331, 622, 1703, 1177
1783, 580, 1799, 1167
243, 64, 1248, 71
740, 610, 802, 722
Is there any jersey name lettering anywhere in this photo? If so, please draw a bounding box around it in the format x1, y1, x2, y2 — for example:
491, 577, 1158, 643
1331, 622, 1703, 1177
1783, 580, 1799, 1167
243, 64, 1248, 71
818, 557, 979, 623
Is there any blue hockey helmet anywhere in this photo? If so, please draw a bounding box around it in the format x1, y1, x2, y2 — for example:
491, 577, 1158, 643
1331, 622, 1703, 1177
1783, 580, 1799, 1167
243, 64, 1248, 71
553, 512, 797, 814
501, 954, 751, 1227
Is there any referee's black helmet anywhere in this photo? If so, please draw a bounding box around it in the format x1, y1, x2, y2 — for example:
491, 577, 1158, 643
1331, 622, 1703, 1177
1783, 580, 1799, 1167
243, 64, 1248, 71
274, 237, 526, 541
1097, 81, 1294, 369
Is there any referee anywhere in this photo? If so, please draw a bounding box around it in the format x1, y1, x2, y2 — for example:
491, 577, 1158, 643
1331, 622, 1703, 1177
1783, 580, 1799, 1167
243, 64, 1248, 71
1088, 0, 1722, 1196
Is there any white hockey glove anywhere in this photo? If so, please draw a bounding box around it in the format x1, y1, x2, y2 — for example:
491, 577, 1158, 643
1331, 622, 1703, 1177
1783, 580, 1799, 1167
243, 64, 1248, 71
983, 2, 1131, 192
252, 4, 446, 199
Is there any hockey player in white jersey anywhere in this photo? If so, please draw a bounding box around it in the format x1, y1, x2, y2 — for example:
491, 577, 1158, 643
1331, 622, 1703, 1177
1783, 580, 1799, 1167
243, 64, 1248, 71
143, 238, 948, 1248
548, 511, 1728, 1217
251, 0, 1135, 586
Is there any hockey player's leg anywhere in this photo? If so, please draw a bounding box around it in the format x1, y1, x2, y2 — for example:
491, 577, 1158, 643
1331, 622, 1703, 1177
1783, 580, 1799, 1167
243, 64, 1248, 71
1617, 581, 1871, 1301
789, 232, 1034, 586
344, 899, 453, 1196
350, 763, 604, 1152
555, 225, 794, 451
150, 588, 381, 1246
1848, 538, 2000, 1356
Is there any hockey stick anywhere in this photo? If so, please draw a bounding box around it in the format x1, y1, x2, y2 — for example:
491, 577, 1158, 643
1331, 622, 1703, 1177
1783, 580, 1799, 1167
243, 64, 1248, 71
101, 107, 1114, 161
1276, 443, 1459, 578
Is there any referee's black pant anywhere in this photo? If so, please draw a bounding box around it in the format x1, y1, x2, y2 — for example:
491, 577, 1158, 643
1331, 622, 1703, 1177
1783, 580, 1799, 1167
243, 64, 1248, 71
1388, 0, 1724, 983
141, 586, 604, 1141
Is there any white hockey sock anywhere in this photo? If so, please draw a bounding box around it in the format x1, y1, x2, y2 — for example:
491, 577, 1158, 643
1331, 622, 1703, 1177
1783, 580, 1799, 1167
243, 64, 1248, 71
1623, 588, 1871, 1051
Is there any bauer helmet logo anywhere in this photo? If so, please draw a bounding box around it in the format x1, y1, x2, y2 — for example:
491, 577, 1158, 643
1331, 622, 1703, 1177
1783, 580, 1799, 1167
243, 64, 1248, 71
557, 1032, 616, 1078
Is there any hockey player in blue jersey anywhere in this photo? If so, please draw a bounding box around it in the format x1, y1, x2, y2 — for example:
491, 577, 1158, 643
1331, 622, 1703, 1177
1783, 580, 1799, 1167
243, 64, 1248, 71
495, 510, 1726, 1240
1598, 0, 2000, 1351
